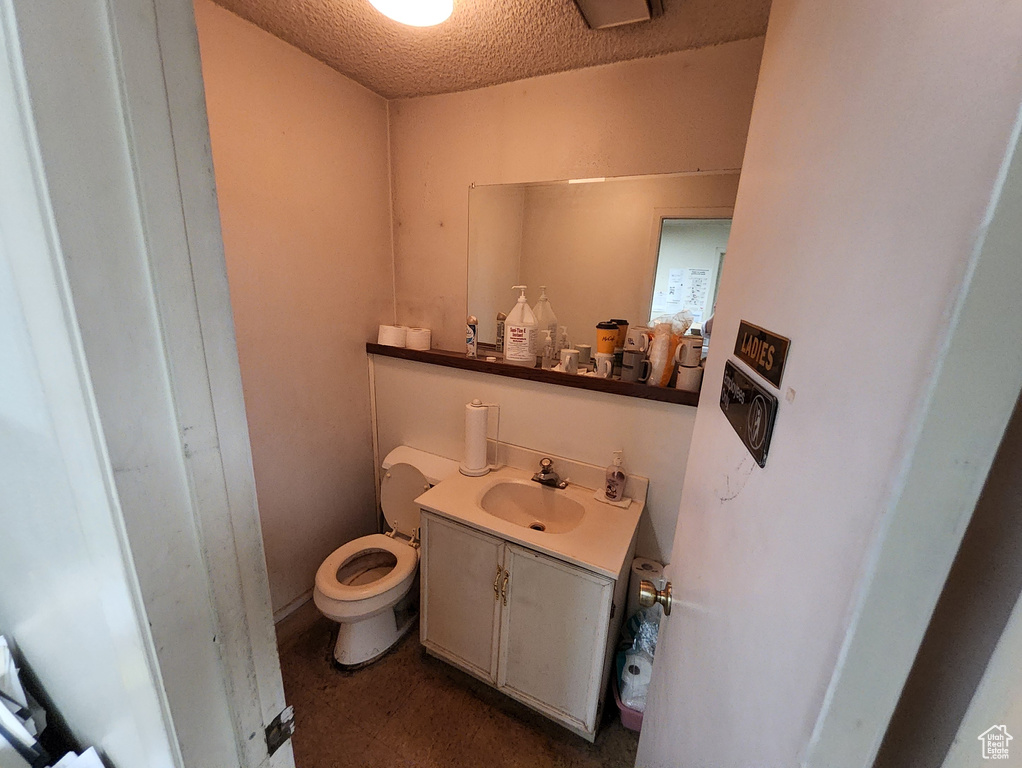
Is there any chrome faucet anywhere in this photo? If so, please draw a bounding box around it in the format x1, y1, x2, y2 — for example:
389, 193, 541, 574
532, 457, 567, 489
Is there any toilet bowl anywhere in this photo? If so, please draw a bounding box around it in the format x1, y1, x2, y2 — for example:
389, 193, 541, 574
313, 446, 457, 667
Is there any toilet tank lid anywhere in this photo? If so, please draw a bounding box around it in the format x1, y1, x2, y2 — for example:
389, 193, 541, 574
381, 446, 459, 486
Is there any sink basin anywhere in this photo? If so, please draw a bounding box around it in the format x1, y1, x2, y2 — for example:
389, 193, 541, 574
479, 481, 585, 534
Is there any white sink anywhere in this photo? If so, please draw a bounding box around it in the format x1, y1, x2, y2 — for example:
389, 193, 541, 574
480, 480, 585, 534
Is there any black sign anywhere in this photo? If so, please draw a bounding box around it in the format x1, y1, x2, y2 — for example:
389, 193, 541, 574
734, 320, 790, 388
720, 360, 777, 468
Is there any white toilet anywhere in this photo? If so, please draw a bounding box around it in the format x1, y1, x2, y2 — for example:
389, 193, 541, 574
313, 446, 458, 667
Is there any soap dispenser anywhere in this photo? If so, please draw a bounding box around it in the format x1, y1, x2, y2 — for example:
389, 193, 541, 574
532, 286, 560, 354
605, 450, 627, 502
504, 285, 538, 367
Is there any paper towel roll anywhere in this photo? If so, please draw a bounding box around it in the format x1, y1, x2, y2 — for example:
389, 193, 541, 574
377, 324, 406, 347
626, 557, 664, 619
406, 327, 432, 351
459, 400, 490, 476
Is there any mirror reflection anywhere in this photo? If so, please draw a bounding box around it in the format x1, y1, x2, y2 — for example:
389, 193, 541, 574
467, 170, 739, 350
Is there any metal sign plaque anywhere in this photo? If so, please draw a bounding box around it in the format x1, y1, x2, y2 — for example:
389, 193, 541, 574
734, 320, 790, 388
720, 360, 777, 468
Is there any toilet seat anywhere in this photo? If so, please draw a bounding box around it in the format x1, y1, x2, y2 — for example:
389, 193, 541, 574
315, 534, 417, 603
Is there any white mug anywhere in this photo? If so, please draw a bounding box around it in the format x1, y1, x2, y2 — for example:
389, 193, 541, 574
595, 352, 614, 378
675, 363, 704, 392
674, 335, 703, 367
625, 327, 651, 352
560, 348, 580, 375
576, 343, 592, 369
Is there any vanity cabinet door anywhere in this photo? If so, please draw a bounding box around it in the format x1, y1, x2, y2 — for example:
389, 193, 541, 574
420, 512, 503, 684
497, 544, 615, 735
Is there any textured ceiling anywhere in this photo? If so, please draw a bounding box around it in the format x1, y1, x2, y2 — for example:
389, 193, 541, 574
210, 0, 771, 99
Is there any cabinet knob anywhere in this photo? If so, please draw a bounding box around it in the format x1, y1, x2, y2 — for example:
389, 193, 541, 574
501, 571, 509, 606
493, 564, 502, 600
638, 579, 672, 616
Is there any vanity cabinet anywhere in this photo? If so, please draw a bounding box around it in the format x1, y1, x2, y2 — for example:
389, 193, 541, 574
420, 511, 616, 740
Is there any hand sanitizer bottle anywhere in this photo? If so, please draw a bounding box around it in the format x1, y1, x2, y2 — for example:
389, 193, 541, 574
605, 450, 626, 501
505, 286, 537, 367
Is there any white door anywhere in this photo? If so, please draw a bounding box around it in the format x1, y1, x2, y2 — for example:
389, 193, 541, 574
497, 544, 614, 735
635, 1, 1022, 764
420, 513, 504, 682
3, 1, 295, 765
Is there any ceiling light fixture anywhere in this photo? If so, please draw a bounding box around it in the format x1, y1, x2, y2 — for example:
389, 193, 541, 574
368, 0, 453, 27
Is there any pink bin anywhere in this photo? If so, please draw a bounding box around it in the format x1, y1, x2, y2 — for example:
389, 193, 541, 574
611, 673, 644, 732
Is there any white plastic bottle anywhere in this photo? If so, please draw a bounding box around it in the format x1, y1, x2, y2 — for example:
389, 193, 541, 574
532, 286, 560, 355
605, 450, 627, 501
504, 285, 538, 367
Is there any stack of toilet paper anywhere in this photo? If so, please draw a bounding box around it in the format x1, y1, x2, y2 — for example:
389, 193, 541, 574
377, 325, 431, 350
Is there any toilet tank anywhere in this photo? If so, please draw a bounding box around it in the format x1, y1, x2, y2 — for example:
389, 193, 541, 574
381, 446, 458, 486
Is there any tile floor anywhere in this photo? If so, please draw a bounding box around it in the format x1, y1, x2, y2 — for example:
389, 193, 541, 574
280, 619, 639, 768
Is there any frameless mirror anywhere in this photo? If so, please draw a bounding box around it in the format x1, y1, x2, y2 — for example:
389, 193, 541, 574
467, 170, 739, 349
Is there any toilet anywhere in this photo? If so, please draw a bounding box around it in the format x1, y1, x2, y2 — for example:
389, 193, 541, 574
313, 446, 458, 667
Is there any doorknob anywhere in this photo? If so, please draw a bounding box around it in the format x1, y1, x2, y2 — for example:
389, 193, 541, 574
638, 579, 672, 616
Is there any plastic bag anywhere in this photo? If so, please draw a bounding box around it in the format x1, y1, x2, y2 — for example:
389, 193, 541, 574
647, 310, 693, 387
616, 606, 662, 713
1, 637, 49, 768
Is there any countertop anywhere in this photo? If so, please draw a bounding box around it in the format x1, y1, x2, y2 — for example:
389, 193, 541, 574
416, 465, 643, 580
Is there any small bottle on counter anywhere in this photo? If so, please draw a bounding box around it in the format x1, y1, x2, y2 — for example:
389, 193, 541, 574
495, 311, 507, 356
605, 450, 627, 502
540, 330, 556, 369
466, 315, 478, 358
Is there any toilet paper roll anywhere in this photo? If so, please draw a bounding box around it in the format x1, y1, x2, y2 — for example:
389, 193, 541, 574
377, 324, 406, 347
460, 400, 490, 476
626, 557, 664, 619
405, 327, 432, 351
619, 652, 654, 712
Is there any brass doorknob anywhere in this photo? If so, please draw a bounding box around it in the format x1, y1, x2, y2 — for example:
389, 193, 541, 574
638, 579, 672, 616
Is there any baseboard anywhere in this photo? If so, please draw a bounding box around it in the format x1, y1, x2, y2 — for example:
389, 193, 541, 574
274, 591, 320, 651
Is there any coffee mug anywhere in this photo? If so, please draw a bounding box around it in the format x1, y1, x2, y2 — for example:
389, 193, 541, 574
560, 348, 579, 375
621, 349, 651, 383
625, 327, 651, 352
674, 335, 703, 368
596, 322, 618, 354
675, 363, 704, 392
610, 319, 629, 349
594, 352, 614, 378
576, 343, 592, 369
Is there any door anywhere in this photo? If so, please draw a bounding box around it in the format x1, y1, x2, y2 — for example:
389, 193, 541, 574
420, 513, 504, 683
497, 544, 614, 734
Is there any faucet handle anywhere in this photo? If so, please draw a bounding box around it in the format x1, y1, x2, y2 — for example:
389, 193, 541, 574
539, 457, 553, 473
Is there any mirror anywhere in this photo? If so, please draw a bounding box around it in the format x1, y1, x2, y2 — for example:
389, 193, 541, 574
468, 170, 739, 348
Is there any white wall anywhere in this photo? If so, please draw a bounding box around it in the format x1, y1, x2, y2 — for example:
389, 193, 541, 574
467, 185, 525, 345
637, 0, 1022, 765
390, 38, 764, 349
372, 356, 696, 562
195, 0, 395, 617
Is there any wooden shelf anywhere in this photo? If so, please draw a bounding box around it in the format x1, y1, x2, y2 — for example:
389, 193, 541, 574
367, 343, 700, 407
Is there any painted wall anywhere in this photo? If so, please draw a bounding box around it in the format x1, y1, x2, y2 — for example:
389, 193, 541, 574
466, 184, 525, 345
194, 0, 395, 615
372, 356, 697, 562
637, 0, 1022, 765
389, 38, 764, 349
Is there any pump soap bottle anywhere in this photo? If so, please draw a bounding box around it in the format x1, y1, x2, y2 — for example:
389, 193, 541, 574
532, 286, 560, 355
605, 450, 627, 502
504, 286, 538, 367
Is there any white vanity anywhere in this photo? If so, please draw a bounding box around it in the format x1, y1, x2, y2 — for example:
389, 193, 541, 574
415, 465, 642, 741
